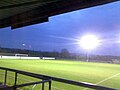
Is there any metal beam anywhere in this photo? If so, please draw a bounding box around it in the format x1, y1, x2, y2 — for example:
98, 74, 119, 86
0, 0, 56, 10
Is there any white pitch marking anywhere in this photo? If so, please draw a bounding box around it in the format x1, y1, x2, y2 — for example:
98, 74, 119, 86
82, 72, 120, 90
32, 84, 37, 89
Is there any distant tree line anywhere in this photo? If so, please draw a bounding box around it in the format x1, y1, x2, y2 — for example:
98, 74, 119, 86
0, 47, 74, 59
0, 47, 120, 63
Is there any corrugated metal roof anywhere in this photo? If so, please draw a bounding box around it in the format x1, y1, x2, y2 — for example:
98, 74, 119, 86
0, 0, 54, 19
0, 0, 118, 29
0, 0, 49, 7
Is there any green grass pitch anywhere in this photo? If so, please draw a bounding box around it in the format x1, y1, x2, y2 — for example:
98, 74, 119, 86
0, 59, 120, 90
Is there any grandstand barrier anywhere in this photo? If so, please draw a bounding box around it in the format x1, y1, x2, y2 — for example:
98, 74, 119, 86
20, 57, 40, 59
0, 56, 40, 59
42, 57, 55, 60
0, 56, 56, 60
0, 67, 117, 90
0, 56, 20, 59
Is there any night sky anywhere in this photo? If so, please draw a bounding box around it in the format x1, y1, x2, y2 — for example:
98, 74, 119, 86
0, 1, 120, 56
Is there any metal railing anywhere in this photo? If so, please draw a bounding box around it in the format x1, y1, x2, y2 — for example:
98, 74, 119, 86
0, 67, 117, 90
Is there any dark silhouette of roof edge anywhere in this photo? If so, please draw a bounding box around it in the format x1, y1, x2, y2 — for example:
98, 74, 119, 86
0, 0, 119, 29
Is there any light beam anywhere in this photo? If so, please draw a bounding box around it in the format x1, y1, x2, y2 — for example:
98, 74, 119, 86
79, 34, 100, 50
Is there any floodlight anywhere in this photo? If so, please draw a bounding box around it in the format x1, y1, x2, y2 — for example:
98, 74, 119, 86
22, 43, 26, 46
79, 34, 99, 50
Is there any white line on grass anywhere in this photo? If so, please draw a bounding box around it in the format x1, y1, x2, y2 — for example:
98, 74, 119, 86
82, 72, 120, 90
32, 84, 36, 89
96, 73, 120, 85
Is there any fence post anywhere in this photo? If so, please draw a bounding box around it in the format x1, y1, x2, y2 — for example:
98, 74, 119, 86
49, 80, 52, 90
42, 80, 44, 90
4, 70, 7, 86
13, 72, 17, 90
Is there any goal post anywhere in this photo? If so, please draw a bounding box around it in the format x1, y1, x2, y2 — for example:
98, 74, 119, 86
15, 54, 28, 57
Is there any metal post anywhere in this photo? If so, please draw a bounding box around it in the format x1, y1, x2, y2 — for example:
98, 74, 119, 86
42, 80, 44, 90
48, 80, 52, 90
13, 72, 17, 90
86, 51, 89, 62
4, 70, 7, 86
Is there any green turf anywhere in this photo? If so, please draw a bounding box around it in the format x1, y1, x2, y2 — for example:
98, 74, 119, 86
0, 59, 120, 90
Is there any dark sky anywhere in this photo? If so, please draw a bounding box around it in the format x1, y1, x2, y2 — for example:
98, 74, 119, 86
0, 1, 120, 56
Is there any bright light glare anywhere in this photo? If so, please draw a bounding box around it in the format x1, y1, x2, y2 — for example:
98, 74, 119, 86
79, 35, 99, 50
22, 43, 26, 46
